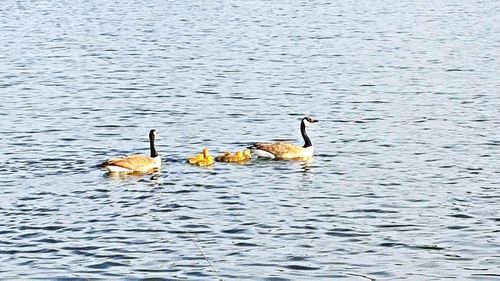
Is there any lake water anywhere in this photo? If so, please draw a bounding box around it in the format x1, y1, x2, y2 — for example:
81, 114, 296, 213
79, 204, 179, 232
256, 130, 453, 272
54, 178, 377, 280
1, 0, 499, 280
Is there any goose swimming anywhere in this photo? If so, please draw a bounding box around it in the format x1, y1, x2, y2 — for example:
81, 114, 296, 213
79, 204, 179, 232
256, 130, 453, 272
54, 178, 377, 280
249, 117, 318, 160
99, 129, 161, 173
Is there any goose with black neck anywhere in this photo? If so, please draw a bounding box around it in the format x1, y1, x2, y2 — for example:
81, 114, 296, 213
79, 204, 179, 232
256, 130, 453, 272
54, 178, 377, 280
248, 117, 318, 160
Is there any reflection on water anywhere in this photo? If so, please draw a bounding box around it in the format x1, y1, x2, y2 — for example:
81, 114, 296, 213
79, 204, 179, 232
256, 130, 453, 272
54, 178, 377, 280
103, 171, 162, 181
1, 0, 499, 280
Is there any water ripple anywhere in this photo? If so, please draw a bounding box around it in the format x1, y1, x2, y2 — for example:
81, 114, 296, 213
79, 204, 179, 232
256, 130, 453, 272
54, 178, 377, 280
1, 0, 499, 279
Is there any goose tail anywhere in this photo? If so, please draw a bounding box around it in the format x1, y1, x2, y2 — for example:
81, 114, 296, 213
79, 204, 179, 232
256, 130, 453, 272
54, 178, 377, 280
247, 143, 276, 159
96, 160, 111, 168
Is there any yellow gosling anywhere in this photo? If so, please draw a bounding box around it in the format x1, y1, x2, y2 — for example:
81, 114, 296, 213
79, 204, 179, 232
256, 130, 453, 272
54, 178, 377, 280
187, 148, 214, 166
215, 149, 252, 163
243, 149, 251, 160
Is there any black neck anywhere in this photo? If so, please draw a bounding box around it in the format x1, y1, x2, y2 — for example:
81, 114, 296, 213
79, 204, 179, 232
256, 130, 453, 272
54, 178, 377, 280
150, 133, 158, 157
301, 120, 312, 148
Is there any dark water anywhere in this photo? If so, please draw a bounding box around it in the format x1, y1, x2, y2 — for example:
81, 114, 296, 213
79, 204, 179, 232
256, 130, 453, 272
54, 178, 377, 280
1, 0, 499, 279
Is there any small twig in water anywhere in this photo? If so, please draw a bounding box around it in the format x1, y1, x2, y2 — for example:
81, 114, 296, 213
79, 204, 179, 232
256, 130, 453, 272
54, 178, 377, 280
192, 237, 223, 280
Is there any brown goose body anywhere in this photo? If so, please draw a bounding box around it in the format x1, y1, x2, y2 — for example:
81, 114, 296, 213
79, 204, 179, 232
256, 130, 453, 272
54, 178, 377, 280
99, 129, 161, 173
100, 154, 161, 173
251, 142, 313, 160
249, 117, 318, 160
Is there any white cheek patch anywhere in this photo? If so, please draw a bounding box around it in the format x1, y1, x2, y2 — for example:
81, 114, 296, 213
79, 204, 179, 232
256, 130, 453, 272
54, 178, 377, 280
303, 119, 311, 127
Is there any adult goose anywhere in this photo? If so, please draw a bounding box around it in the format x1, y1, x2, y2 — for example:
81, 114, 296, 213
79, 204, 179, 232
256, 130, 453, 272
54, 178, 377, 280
249, 117, 318, 160
99, 129, 161, 173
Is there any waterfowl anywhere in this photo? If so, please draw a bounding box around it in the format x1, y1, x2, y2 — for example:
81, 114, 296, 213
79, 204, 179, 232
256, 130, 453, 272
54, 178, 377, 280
249, 117, 318, 160
215, 149, 252, 163
99, 129, 161, 173
187, 148, 214, 166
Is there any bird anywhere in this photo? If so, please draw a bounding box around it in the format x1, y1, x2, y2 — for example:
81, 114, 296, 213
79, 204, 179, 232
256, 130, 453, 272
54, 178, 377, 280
187, 148, 214, 166
98, 129, 161, 173
248, 117, 318, 160
215, 149, 252, 163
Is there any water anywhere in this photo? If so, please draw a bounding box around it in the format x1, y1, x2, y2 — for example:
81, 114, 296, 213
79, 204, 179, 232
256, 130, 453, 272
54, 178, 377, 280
1, 0, 499, 279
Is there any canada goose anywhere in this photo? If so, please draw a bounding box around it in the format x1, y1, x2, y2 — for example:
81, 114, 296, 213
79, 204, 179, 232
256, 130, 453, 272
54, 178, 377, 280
249, 117, 318, 160
99, 129, 161, 173
187, 148, 214, 166
215, 149, 252, 163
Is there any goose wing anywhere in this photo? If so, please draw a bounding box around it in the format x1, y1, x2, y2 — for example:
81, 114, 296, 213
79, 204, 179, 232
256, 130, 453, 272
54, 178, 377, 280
254, 142, 303, 158
101, 154, 159, 171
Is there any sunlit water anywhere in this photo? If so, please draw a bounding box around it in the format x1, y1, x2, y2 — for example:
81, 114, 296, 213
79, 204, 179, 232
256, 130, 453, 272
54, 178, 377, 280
1, 1, 499, 280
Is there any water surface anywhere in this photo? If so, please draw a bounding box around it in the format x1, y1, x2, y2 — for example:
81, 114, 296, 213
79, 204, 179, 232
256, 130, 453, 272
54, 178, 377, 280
1, 0, 499, 279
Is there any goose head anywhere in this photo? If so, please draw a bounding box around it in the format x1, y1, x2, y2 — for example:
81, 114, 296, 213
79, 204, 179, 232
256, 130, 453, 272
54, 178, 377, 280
149, 129, 157, 139
302, 117, 318, 127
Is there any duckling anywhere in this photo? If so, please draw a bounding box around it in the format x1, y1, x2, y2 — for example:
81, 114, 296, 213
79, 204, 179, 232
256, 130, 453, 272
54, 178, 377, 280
215, 149, 252, 163
215, 151, 231, 161
242, 149, 252, 160
187, 148, 214, 166
187, 153, 204, 164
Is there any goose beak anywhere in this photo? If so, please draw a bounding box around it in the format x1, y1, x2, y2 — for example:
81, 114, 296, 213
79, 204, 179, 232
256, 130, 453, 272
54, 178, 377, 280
312, 119, 318, 123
